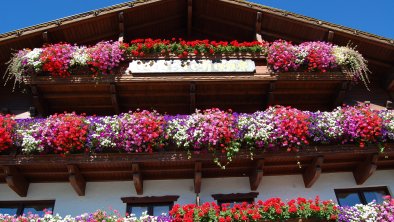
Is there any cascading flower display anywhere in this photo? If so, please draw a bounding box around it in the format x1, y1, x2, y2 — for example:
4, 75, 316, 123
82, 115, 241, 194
342, 104, 383, 148
166, 108, 240, 168
87, 41, 125, 75
338, 202, 378, 222
170, 196, 338, 222
40, 43, 76, 77
267, 106, 311, 151
267, 40, 299, 72
0, 114, 16, 153
308, 108, 344, 143
297, 41, 337, 72
118, 110, 166, 153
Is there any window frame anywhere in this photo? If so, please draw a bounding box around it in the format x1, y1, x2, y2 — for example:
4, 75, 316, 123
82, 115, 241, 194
212, 192, 259, 206
334, 186, 391, 206
0, 200, 55, 216
121, 195, 179, 217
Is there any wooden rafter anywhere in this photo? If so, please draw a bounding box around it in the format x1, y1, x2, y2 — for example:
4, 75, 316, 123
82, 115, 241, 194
2, 166, 29, 197
194, 161, 201, 193
67, 165, 86, 196
303, 156, 324, 188
249, 159, 264, 190
353, 153, 379, 185
255, 12, 263, 42
118, 12, 125, 42
132, 163, 143, 195
187, 0, 193, 37
327, 30, 334, 42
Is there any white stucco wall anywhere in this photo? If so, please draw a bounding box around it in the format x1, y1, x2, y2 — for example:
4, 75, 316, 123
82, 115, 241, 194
1, 170, 394, 216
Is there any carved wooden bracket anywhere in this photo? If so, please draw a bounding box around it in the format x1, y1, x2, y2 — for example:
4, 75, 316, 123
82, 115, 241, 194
67, 165, 86, 196
2, 166, 29, 197
255, 12, 263, 42
249, 159, 264, 190
118, 12, 125, 42
194, 161, 202, 193
303, 156, 324, 188
187, 0, 193, 37
353, 153, 379, 185
132, 163, 143, 195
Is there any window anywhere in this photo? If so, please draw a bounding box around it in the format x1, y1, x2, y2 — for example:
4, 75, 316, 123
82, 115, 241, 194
121, 196, 179, 217
212, 192, 259, 207
335, 186, 390, 206
0, 200, 55, 216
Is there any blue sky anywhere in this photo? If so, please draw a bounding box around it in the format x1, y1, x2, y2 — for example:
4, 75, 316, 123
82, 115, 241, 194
1, 0, 393, 39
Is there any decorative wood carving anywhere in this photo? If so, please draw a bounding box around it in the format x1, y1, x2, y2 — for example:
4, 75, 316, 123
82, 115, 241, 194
2, 166, 29, 197
118, 12, 125, 42
353, 153, 379, 185
110, 83, 120, 114
249, 159, 264, 190
303, 156, 324, 188
194, 161, 201, 193
255, 12, 263, 42
190, 81, 196, 113
187, 0, 193, 37
132, 163, 143, 195
67, 165, 86, 196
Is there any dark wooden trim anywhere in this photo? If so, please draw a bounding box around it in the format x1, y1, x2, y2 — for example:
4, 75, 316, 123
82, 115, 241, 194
110, 83, 120, 114
353, 153, 379, 185
249, 159, 264, 190
266, 81, 275, 107
212, 192, 259, 202
255, 11, 263, 42
194, 161, 201, 193
303, 156, 324, 188
30, 85, 47, 116
187, 0, 193, 37
42, 31, 49, 43
118, 12, 125, 42
333, 81, 350, 108
327, 30, 334, 42
0, 200, 55, 216
132, 163, 143, 195
190, 81, 196, 113
121, 195, 179, 204
2, 166, 29, 197
67, 164, 86, 196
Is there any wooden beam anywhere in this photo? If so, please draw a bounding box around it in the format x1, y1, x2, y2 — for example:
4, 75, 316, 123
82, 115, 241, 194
187, 0, 193, 37
194, 161, 201, 193
255, 12, 263, 42
67, 165, 86, 196
30, 85, 47, 116
190, 82, 196, 113
327, 30, 334, 42
2, 166, 29, 197
118, 12, 125, 42
266, 81, 275, 107
353, 153, 379, 185
303, 156, 324, 188
249, 159, 264, 190
110, 83, 120, 114
132, 163, 143, 195
260, 30, 304, 43
333, 81, 350, 107
42, 31, 49, 44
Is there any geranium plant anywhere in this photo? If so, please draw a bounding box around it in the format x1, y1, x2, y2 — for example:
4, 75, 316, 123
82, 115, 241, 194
0, 114, 16, 153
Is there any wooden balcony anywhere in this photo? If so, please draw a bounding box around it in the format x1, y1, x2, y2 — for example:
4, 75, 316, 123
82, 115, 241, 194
0, 143, 393, 196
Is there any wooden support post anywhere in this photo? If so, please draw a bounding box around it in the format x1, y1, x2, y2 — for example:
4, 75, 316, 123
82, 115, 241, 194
187, 0, 193, 37
353, 153, 379, 185
118, 12, 125, 42
2, 166, 29, 197
42, 31, 49, 44
249, 159, 264, 190
266, 81, 275, 107
303, 156, 324, 188
190, 82, 196, 113
67, 165, 86, 196
110, 83, 120, 114
194, 161, 202, 194
333, 81, 349, 107
327, 30, 334, 42
30, 85, 47, 116
255, 12, 263, 42
132, 163, 143, 195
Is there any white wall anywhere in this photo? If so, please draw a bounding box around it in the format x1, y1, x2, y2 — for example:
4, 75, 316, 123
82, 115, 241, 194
1, 170, 394, 216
